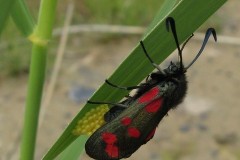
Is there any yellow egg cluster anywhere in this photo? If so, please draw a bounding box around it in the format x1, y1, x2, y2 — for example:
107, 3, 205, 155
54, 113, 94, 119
72, 105, 109, 136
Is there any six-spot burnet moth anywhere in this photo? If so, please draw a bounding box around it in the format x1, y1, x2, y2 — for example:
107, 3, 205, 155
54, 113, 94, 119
85, 17, 217, 160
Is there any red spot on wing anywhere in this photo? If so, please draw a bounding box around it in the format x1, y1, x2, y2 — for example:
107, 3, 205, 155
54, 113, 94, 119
128, 127, 141, 138
145, 128, 156, 142
138, 87, 159, 103
102, 132, 117, 144
121, 117, 132, 126
105, 144, 119, 158
145, 98, 163, 113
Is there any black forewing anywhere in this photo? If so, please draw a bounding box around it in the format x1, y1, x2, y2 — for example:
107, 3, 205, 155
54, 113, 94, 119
85, 84, 175, 160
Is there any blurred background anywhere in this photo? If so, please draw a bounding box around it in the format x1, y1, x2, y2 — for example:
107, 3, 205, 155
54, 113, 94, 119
0, 0, 240, 159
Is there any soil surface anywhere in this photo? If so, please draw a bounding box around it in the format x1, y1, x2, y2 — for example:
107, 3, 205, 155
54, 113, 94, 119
1, 1, 240, 160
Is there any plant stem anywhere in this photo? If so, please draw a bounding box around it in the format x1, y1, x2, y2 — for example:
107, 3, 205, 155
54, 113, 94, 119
20, 0, 58, 160
36, 0, 58, 40
20, 46, 47, 160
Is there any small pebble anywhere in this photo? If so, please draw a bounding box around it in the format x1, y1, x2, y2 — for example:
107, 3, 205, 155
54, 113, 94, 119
179, 124, 191, 133
210, 149, 219, 158
197, 123, 208, 132
199, 112, 209, 121
214, 132, 238, 145
150, 153, 161, 160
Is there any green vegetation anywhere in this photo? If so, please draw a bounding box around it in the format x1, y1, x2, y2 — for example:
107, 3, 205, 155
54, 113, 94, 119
43, 0, 226, 159
0, 0, 222, 78
0, 0, 226, 159
83, 0, 164, 25
0, 0, 166, 78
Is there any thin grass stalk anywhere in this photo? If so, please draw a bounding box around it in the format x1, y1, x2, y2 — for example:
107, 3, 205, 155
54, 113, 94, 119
20, 0, 58, 159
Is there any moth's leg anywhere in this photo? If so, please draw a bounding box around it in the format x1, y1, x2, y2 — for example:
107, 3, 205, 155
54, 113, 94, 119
105, 79, 141, 90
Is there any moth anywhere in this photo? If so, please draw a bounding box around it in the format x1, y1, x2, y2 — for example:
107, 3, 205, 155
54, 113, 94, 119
86, 17, 217, 160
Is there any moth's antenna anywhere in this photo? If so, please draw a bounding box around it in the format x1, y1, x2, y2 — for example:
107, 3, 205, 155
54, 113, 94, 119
184, 28, 217, 70
166, 17, 183, 70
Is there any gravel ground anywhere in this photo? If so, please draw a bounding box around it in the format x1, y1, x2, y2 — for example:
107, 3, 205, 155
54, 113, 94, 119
1, 1, 240, 160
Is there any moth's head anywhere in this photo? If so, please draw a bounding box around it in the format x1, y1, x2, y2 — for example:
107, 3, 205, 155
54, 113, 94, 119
163, 61, 185, 76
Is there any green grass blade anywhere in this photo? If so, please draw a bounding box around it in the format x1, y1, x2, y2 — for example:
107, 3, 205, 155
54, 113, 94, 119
43, 0, 227, 159
0, 0, 16, 35
56, 136, 88, 160
11, 0, 35, 36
